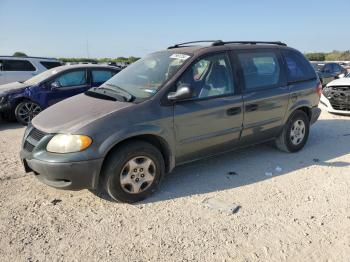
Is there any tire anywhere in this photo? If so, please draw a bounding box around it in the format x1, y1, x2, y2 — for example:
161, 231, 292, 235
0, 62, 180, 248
275, 110, 310, 153
15, 101, 42, 126
102, 140, 165, 203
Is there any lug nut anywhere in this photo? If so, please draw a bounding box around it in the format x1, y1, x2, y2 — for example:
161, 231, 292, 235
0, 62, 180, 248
135, 178, 139, 182
140, 168, 143, 172
131, 175, 135, 179
141, 174, 145, 178
134, 168, 137, 172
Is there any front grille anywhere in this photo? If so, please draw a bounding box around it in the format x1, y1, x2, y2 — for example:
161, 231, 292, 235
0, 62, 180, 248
323, 86, 350, 111
28, 128, 47, 142
23, 141, 35, 152
23, 127, 48, 153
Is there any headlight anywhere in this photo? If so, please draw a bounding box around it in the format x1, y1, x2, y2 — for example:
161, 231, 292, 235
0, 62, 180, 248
46, 134, 92, 153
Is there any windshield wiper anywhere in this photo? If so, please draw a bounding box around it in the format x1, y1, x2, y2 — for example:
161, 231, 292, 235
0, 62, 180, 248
105, 84, 135, 102
86, 87, 130, 102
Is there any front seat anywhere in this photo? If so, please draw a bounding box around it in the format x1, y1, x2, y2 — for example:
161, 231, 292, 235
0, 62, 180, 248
199, 63, 230, 98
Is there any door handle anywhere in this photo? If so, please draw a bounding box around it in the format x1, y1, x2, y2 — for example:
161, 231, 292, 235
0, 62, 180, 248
291, 93, 298, 102
227, 107, 241, 116
245, 104, 258, 112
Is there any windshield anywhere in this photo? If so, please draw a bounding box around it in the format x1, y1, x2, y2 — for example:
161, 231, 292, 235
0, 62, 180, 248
24, 67, 61, 85
100, 51, 191, 99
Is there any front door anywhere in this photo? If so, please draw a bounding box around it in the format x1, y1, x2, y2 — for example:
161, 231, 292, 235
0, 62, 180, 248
173, 52, 243, 163
235, 49, 289, 144
44, 69, 90, 107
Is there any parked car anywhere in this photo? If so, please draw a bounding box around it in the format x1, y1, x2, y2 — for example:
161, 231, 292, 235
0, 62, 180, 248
0, 64, 119, 125
320, 72, 350, 114
20, 40, 321, 203
0, 56, 62, 85
314, 62, 348, 86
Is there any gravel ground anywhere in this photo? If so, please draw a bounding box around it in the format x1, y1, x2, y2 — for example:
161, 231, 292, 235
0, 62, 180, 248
0, 110, 349, 262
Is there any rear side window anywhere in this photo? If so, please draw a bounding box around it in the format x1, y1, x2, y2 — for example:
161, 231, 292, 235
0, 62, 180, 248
55, 70, 87, 87
2, 60, 36, 71
282, 50, 316, 82
92, 70, 115, 85
238, 51, 281, 90
40, 61, 62, 69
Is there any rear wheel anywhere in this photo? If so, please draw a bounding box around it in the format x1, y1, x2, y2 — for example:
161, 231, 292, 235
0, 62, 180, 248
15, 101, 42, 125
275, 110, 310, 153
102, 141, 165, 203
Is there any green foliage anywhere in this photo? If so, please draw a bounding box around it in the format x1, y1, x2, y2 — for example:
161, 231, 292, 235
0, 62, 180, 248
305, 53, 326, 61
13, 52, 27, 57
58, 56, 141, 64
306, 50, 350, 61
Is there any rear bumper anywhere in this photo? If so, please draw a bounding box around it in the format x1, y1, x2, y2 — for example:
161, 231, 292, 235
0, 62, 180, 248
21, 156, 104, 190
310, 106, 321, 124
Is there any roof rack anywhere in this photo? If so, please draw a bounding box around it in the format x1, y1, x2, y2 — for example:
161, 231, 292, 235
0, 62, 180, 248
168, 40, 287, 49
213, 41, 287, 46
168, 40, 222, 49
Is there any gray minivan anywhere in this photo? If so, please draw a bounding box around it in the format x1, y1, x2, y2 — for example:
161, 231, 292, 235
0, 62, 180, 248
20, 41, 321, 203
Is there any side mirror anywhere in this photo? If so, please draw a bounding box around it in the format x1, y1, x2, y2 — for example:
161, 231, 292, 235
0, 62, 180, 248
51, 81, 60, 90
338, 73, 345, 79
167, 86, 192, 102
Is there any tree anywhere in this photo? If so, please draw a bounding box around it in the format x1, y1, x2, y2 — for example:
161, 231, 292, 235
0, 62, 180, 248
13, 52, 28, 57
305, 52, 326, 61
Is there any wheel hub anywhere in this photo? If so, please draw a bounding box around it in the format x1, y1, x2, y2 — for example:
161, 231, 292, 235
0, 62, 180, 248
120, 156, 156, 194
290, 119, 306, 145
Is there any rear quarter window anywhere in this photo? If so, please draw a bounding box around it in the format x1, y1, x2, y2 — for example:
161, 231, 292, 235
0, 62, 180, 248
282, 50, 316, 82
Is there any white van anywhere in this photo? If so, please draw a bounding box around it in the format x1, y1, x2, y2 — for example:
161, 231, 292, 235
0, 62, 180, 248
0, 56, 62, 85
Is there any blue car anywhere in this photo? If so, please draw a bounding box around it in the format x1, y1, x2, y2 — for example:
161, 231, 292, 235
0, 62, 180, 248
0, 64, 120, 125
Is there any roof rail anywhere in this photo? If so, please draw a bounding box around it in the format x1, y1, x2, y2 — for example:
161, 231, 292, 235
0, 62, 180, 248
168, 40, 222, 49
212, 41, 287, 46
0, 56, 58, 60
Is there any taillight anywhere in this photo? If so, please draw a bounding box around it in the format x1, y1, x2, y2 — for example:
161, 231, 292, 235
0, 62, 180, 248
316, 82, 322, 98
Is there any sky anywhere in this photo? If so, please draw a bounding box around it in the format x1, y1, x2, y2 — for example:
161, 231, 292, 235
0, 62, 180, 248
0, 0, 349, 58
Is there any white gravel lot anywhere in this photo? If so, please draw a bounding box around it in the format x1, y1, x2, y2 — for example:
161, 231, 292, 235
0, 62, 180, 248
0, 110, 349, 262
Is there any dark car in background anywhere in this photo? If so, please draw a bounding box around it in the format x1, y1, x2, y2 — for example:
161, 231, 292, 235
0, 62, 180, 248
0, 64, 119, 125
20, 40, 321, 203
312, 62, 348, 86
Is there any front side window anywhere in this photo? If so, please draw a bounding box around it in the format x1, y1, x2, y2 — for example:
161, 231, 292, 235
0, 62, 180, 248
282, 50, 316, 82
238, 51, 281, 90
176, 53, 234, 99
2, 59, 36, 71
101, 51, 191, 99
55, 70, 87, 87
92, 70, 115, 85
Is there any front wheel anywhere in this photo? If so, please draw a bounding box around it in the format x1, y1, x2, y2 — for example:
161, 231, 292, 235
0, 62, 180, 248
102, 141, 165, 203
15, 101, 42, 125
275, 110, 310, 153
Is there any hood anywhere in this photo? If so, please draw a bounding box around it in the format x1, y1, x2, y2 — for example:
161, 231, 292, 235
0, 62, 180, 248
327, 78, 350, 87
0, 81, 30, 95
32, 93, 133, 134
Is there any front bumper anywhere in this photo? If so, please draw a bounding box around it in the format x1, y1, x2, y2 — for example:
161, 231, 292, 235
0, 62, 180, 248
0, 101, 12, 113
319, 94, 350, 115
20, 125, 104, 190
21, 157, 104, 190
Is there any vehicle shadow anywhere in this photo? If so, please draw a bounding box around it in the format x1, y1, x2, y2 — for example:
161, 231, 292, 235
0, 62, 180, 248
141, 118, 350, 204
0, 119, 23, 131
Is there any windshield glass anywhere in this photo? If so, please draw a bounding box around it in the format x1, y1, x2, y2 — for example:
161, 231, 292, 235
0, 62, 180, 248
24, 67, 62, 85
101, 52, 191, 99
